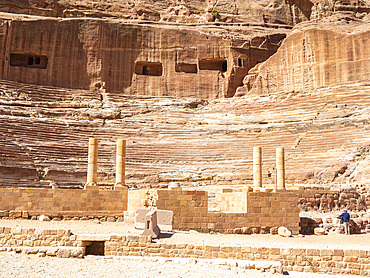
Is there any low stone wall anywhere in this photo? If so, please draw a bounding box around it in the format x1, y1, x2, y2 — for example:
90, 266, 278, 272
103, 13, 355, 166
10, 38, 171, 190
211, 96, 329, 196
0, 227, 84, 258
105, 235, 370, 276
1, 226, 370, 276
0, 188, 128, 218
157, 188, 300, 234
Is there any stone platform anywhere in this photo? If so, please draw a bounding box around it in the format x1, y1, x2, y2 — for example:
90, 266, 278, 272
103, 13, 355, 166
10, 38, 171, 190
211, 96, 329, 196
1, 219, 370, 276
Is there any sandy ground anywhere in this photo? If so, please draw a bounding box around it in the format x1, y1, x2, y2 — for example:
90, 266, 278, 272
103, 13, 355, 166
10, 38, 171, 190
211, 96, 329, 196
0, 219, 369, 278
0, 252, 363, 278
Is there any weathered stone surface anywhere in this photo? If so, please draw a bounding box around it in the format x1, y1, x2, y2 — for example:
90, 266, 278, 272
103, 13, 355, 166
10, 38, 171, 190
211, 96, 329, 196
240, 18, 370, 96
0, 0, 326, 25
314, 227, 326, 236
135, 209, 173, 232
278, 226, 292, 237
38, 215, 51, 222
57, 249, 71, 258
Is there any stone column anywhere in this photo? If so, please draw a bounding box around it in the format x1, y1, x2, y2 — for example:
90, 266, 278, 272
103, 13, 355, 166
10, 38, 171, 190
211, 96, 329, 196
115, 139, 126, 189
253, 147, 262, 188
276, 147, 285, 190
85, 138, 98, 189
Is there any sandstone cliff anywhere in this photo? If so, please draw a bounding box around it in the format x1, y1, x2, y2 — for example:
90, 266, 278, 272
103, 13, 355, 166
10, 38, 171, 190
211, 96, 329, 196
0, 13, 289, 98
0, 0, 357, 25
237, 15, 370, 96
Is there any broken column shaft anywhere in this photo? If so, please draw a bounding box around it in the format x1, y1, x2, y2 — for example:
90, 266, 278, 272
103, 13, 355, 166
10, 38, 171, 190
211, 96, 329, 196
115, 139, 126, 189
253, 146, 262, 188
276, 147, 285, 190
85, 138, 98, 188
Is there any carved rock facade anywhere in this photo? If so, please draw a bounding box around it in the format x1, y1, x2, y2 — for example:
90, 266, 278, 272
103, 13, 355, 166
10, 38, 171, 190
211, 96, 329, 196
0, 16, 287, 98
238, 22, 370, 95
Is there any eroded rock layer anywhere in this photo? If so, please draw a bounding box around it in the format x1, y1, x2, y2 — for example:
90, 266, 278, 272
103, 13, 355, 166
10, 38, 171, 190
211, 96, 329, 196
0, 0, 317, 25
1, 0, 369, 26
0, 79, 368, 188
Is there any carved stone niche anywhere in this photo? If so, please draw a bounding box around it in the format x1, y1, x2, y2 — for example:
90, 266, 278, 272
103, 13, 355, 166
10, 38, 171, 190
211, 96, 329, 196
198, 58, 227, 72
175, 62, 198, 73
134, 61, 163, 76
10, 52, 48, 69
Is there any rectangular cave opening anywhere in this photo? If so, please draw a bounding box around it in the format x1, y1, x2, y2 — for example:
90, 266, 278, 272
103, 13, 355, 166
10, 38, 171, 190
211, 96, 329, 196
135, 61, 163, 76
83, 241, 105, 256
10, 52, 48, 69
198, 58, 227, 72
238, 58, 244, 67
27, 56, 33, 66
35, 56, 41, 65
175, 63, 198, 73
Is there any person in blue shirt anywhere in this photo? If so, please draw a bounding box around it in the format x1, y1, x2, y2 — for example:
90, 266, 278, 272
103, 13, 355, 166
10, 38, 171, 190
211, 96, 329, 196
339, 209, 350, 235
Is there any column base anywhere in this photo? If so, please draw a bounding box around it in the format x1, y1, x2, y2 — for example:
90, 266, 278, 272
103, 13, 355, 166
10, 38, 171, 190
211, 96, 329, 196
84, 182, 99, 190
114, 183, 127, 190
274, 188, 287, 192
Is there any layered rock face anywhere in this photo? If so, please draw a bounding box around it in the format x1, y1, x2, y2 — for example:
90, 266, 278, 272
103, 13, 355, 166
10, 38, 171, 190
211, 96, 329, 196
1, 0, 369, 26
238, 18, 370, 95
0, 79, 369, 189
0, 1, 369, 193
0, 14, 287, 98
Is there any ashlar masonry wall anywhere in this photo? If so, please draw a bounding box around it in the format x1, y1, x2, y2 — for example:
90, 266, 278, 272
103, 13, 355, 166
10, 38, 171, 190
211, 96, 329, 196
156, 187, 300, 234
214, 188, 248, 212
157, 187, 209, 231
104, 235, 370, 276
0, 188, 128, 218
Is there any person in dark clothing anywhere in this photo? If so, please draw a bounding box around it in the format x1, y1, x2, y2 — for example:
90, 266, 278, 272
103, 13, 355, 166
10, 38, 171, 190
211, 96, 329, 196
339, 209, 350, 235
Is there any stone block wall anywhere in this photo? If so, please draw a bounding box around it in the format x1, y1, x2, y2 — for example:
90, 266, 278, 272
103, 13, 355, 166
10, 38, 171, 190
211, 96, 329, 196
0, 188, 128, 217
128, 189, 157, 212
247, 191, 299, 234
213, 188, 248, 212
0, 227, 84, 258
2, 227, 370, 276
157, 188, 299, 234
128, 189, 148, 212
157, 188, 208, 231
104, 235, 370, 276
